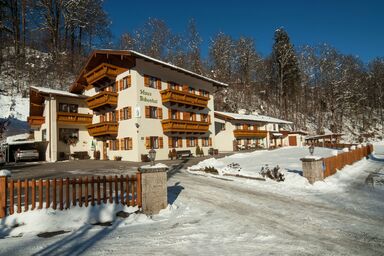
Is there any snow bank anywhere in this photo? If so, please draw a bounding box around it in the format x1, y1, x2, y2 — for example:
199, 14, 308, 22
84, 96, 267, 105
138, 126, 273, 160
0, 169, 11, 176
188, 147, 338, 178
187, 146, 378, 194
140, 163, 168, 169
0, 204, 147, 238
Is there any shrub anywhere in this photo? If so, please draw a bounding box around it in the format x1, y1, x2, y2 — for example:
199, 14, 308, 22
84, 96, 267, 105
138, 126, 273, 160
94, 150, 100, 160
195, 145, 201, 156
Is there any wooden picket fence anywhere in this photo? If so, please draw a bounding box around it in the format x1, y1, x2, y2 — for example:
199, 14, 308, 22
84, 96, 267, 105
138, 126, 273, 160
322, 144, 373, 178
311, 142, 356, 149
0, 174, 142, 218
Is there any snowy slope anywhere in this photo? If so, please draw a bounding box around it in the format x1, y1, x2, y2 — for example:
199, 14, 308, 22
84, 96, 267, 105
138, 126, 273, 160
0, 94, 29, 120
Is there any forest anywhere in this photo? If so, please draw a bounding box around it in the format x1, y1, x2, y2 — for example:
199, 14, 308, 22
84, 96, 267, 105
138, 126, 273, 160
1, 0, 383, 139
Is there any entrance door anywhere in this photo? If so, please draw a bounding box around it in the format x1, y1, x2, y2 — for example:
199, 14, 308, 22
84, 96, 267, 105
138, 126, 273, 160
288, 136, 297, 146
103, 141, 108, 160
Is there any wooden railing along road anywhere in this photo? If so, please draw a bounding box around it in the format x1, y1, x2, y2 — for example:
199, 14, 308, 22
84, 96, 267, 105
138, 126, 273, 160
322, 144, 373, 178
0, 174, 142, 218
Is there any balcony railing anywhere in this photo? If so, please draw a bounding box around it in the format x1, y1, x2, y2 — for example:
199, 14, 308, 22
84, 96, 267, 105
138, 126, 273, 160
28, 116, 45, 127
233, 129, 268, 138
160, 89, 209, 109
57, 112, 93, 125
86, 91, 118, 110
87, 121, 118, 137
161, 119, 210, 133
84, 63, 123, 87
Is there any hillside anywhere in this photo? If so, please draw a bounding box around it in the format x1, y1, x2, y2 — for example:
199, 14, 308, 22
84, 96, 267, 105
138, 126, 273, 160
0, 48, 383, 143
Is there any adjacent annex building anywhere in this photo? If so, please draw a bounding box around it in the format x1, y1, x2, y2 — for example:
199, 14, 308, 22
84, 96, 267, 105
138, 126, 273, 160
28, 50, 227, 162
214, 111, 306, 152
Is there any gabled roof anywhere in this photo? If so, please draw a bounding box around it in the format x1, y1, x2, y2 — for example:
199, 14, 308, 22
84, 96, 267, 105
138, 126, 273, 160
70, 49, 228, 93
31, 86, 87, 98
215, 111, 293, 124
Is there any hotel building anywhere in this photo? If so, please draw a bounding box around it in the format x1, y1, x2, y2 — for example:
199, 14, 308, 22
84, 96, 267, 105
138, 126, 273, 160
28, 50, 227, 162
214, 111, 304, 151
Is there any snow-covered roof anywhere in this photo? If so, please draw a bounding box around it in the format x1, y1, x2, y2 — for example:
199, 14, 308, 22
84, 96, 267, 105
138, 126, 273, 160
215, 111, 293, 124
31, 86, 86, 98
128, 50, 228, 87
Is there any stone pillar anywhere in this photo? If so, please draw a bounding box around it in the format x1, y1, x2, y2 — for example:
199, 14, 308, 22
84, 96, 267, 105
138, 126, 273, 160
0, 170, 11, 218
139, 167, 168, 215
301, 157, 324, 184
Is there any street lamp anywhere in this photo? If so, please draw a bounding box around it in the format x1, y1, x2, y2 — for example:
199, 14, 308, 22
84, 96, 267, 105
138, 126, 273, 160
309, 144, 314, 156
148, 148, 156, 166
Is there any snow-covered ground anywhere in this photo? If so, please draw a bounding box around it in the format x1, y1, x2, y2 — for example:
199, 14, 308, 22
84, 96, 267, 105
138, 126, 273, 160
0, 145, 383, 255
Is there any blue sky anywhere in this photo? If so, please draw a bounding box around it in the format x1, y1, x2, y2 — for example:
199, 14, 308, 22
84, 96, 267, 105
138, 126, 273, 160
104, 0, 384, 62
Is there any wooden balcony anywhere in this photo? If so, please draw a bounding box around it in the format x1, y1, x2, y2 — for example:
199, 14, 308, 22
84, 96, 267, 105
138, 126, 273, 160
161, 119, 210, 133
160, 89, 209, 109
233, 129, 268, 138
87, 121, 118, 138
86, 91, 118, 111
57, 112, 93, 125
84, 63, 125, 87
28, 116, 45, 128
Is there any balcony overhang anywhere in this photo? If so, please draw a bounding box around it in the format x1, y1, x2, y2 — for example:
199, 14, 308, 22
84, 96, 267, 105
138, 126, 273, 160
57, 112, 93, 125
86, 91, 118, 111
84, 63, 127, 88
87, 121, 118, 139
160, 89, 209, 109
233, 129, 268, 139
28, 116, 45, 128
161, 119, 209, 134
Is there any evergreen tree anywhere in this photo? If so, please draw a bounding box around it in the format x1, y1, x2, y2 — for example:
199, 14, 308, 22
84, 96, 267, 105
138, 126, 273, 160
271, 28, 301, 120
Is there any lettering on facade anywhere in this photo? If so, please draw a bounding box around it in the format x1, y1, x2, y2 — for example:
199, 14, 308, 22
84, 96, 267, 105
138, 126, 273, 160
139, 89, 158, 104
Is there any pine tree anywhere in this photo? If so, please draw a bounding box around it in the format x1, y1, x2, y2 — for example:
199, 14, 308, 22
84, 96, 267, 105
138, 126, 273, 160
271, 28, 301, 120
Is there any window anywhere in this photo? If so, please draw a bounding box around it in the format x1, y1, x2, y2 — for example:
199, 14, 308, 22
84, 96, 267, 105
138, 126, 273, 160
145, 106, 162, 119
150, 107, 157, 118
123, 76, 131, 89
201, 114, 210, 123
202, 137, 209, 147
189, 112, 196, 121
121, 107, 132, 120
123, 137, 133, 150
42, 129, 47, 142
171, 110, 178, 119
146, 136, 163, 149
168, 82, 180, 90
169, 137, 181, 148
188, 137, 196, 147
109, 140, 119, 151
59, 128, 79, 144
59, 103, 78, 113
144, 75, 161, 89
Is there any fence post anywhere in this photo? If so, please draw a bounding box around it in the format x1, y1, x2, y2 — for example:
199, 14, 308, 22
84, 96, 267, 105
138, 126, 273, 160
301, 157, 324, 184
0, 170, 11, 218
138, 166, 168, 215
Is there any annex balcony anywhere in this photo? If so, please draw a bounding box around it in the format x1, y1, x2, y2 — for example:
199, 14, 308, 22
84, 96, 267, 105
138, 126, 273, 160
233, 129, 268, 138
28, 116, 45, 128
84, 63, 124, 87
160, 89, 209, 109
57, 112, 93, 125
161, 119, 210, 134
86, 91, 118, 111
87, 121, 118, 138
